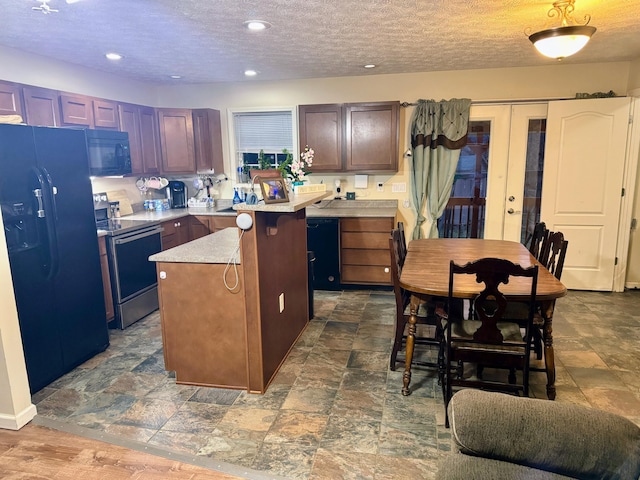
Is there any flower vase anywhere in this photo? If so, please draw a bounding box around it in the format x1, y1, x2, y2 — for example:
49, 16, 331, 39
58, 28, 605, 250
291, 180, 304, 195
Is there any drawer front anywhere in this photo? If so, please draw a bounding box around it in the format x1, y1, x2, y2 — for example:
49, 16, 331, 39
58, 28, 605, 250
342, 248, 389, 266
162, 220, 178, 236
341, 265, 391, 284
341, 217, 393, 232
341, 231, 389, 249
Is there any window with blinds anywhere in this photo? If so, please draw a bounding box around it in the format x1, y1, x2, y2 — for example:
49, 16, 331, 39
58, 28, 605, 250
233, 110, 294, 180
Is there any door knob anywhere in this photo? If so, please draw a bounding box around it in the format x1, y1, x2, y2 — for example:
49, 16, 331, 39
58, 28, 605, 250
508, 196, 515, 202
507, 208, 515, 214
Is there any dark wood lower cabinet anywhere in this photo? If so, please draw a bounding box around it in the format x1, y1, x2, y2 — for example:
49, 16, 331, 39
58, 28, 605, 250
160, 218, 190, 250
340, 217, 394, 285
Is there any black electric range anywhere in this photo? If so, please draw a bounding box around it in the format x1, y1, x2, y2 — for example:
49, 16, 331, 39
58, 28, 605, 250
96, 218, 160, 236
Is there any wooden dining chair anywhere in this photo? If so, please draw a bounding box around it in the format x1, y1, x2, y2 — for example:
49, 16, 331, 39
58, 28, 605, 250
397, 221, 408, 267
389, 229, 443, 375
526, 221, 549, 260
527, 231, 568, 358
437, 257, 539, 428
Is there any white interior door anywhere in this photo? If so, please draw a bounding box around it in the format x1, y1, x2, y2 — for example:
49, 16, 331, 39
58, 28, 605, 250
541, 97, 631, 291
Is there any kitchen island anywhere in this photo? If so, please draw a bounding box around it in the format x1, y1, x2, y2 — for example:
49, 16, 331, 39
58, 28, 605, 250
149, 191, 330, 393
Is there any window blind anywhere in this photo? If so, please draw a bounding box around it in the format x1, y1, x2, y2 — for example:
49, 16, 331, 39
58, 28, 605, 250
233, 111, 293, 152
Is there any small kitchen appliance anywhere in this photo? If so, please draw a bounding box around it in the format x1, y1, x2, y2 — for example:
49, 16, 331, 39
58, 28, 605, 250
166, 180, 187, 208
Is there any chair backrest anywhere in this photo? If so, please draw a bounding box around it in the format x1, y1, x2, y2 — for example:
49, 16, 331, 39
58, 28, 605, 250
449, 258, 538, 344
389, 229, 408, 313
397, 222, 407, 266
540, 231, 568, 280
526, 221, 549, 260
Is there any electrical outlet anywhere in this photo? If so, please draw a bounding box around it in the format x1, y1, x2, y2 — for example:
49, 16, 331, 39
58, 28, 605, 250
377, 182, 384, 192
392, 182, 406, 193
279, 293, 285, 313
403, 199, 410, 208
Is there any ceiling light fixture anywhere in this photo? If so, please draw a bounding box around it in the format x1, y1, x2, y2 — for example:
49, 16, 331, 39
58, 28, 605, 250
105, 52, 123, 61
170, 75, 182, 79
244, 70, 258, 77
364, 64, 376, 69
32, 0, 58, 14
528, 0, 596, 59
243, 20, 271, 31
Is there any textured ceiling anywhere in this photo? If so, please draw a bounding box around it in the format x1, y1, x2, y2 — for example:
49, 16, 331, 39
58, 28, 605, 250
2, 0, 640, 85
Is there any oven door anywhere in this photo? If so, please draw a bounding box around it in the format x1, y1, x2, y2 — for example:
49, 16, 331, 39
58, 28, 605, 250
109, 225, 162, 303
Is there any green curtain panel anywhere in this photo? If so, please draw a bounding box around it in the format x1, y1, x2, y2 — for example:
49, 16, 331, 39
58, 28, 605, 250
409, 98, 471, 239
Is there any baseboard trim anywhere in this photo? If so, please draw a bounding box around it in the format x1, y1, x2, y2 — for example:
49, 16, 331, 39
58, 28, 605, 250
0, 403, 37, 430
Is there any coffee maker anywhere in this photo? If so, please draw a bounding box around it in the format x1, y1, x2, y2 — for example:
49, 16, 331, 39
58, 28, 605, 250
166, 180, 187, 209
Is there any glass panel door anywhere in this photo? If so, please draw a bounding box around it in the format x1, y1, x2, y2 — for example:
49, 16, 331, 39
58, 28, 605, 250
438, 121, 489, 238
503, 104, 548, 242
440, 104, 548, 242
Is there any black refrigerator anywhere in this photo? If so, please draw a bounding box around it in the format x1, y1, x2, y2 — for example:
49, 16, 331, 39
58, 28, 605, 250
0, 124, 109, 393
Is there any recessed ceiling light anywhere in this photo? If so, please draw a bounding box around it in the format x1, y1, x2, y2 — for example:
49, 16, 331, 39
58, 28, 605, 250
244, 20, 271, 31
105, 52, 123, 61
170, 75, 182, 79
244, 70, 258, 77
364, 64, 376, 69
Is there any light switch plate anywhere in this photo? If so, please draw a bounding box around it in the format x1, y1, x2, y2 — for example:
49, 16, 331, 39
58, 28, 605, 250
392, 182, 406, 193
377, 182, 384, 192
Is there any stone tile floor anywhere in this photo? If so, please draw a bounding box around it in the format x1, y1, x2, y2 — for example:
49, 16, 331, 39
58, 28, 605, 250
32, 289, 640, 479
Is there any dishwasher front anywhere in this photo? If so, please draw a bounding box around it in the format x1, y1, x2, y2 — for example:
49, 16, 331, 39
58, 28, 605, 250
306, 217, 340, 290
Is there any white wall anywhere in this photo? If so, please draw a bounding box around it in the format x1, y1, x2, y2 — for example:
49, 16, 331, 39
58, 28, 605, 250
0, 45, 158, 106
0, 209, 37, 430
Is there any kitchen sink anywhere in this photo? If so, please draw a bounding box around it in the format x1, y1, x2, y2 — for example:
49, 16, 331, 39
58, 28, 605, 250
214, 206, 236, 213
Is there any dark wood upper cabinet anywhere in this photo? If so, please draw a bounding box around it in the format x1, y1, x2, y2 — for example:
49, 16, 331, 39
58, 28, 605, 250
118, 103, 144, 175
22, 86, 61, 127
345, 102, 399, 172
157, 108, 195, 174
93, 99, 119, 129
60, 94, 94, 127
139, 106, 161, 175
298, 104, 343, 172
0, 81, 24, 118
192, 108, 223, 174
299, 101, 399, 173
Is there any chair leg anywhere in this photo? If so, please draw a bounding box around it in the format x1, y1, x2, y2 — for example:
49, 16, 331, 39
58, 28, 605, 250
477, 364, 484, 379
390, 318, 406, 371
508, 368, 516, 384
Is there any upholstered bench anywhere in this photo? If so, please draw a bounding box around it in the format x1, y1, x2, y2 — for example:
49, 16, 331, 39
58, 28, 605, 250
436, 389, 640, 480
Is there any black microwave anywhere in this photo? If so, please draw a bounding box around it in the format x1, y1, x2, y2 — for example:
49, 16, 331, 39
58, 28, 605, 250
85, 129, 132, 176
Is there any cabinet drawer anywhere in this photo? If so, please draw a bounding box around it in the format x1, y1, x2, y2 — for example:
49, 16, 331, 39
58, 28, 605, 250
162, 221, 177, 236
342, 248, 389, 266
341, 231, 389, 249
341, 217, 393, 232
341, 265, 391, 284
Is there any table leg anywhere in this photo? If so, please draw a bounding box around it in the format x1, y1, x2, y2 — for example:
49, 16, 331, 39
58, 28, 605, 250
541, 300, 557, 400
402, 297, 419, 396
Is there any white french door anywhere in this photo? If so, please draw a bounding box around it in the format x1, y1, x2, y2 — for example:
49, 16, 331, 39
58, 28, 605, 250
471, 104, 547, 241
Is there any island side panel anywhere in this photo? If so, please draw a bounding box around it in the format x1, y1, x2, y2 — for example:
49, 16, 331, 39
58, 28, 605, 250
156, 262, 248, 389
254, 210, 310, 389
238, 212, 265, 393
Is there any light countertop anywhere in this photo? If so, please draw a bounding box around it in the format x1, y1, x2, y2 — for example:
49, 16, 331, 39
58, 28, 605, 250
149, 227, 241, 264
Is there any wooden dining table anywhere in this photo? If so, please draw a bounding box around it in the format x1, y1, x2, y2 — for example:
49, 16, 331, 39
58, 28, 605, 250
399, 238, 567, 400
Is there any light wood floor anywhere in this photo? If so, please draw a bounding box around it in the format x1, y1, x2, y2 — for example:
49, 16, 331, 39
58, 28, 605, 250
0, 423, 241, 479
